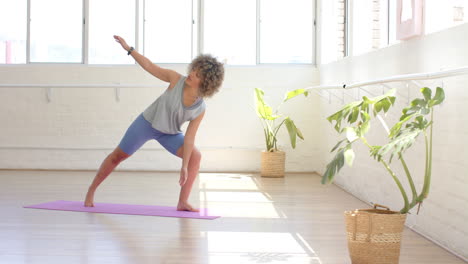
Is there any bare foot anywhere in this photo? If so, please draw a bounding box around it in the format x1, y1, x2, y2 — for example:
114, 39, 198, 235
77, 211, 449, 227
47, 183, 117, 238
84, 190, 95, 207
177, 201, 199, 212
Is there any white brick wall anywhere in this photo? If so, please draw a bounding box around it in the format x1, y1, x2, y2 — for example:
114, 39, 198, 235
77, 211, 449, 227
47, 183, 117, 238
0, 65, 320, 172
318, 23, 468, 260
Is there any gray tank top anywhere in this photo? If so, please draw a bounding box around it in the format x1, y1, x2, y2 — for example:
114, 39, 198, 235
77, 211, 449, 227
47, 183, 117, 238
142, 76, 206, 134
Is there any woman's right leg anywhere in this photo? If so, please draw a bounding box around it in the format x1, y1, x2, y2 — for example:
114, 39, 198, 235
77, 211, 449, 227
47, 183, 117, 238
84, 147, 130, 207
84, 114, 152, 207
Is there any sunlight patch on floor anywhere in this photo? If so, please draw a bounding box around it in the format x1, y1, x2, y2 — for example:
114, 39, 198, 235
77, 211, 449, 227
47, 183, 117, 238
201, 201, 282, 218
198, 173, 283, 218
200, 191, 271, 202
205, 231, 322, 264
198, 173, 259, 191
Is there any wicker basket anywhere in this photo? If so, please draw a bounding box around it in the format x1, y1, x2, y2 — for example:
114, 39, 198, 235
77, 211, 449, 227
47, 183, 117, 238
260, 151, 285, 177
344, 204, 407, 264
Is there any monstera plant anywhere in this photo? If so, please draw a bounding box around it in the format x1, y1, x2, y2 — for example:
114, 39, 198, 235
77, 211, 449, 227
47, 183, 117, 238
254, 87, 308, 177
322, 86, 445, 264
322, 87, 445, 214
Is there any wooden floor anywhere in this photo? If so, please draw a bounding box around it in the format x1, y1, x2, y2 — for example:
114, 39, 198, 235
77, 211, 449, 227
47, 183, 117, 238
0, 170, 465, 264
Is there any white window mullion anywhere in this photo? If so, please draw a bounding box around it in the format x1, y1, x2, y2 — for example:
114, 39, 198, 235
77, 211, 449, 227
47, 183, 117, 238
345, 0, 349, 57
256, 0, 260, 65
190, 0, 197, 59
142, 0, 146, 54
312, 0, 317, 64
347, 0, 354, 57
135, 0, 140, 61
27, 0, 31, 63
198, 0, 204, 56
83, 0, 89, 64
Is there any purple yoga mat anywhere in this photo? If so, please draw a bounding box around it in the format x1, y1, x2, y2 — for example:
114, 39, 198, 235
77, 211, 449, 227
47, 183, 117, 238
24, 200, 220, 220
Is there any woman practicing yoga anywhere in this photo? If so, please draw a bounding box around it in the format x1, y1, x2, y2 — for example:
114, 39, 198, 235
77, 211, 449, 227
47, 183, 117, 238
84, 35, 224, 212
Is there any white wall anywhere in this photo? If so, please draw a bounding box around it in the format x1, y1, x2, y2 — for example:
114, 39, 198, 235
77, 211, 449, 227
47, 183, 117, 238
0, 64, 320, 173
317, 23, 468, 260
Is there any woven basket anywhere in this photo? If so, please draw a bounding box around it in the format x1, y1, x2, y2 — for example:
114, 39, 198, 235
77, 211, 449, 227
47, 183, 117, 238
345, 204, 407, 264
260, 151, 285, 177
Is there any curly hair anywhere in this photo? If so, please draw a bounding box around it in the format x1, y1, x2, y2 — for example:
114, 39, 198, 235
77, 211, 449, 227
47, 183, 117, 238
188, 54, 225, 98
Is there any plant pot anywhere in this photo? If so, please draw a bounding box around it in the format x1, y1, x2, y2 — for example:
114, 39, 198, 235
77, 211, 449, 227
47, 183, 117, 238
344, 204, 407, 264
260, 151, 286, 177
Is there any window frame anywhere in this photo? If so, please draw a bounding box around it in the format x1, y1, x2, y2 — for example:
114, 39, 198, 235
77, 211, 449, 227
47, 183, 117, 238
27, 0, 85, 64
3, 0, 317, 66
257, 0, 317, 65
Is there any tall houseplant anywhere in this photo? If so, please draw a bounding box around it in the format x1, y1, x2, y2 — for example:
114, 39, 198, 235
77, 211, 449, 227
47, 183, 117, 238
254, 87, 308, 177
322, 87, 445, 263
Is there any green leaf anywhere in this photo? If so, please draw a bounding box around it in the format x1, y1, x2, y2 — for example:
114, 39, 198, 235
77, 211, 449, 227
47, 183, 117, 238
421, 87, 432, 102
296, 127, 305, 140
357, 111, 371, 136
327, 110, 341, 123
377, 129, 422, 159
322, 149, 345, 184
331, 139, 346, 152
254, 88, 279, 120
420, 107, 430, 115
362, 96, 371, 110
400, 108, 416, 121
374, 101, 383, 115
390, 114, 413, 138
349, 107, 360, 123
382, 98, 392, 113
284, 118, 298, 149
429, 87, 445, 107
344, 147, 355, 166
411, 98, 426, 108
327, 110, 344, 132
284, 88, 308, 102
370, 145, 382, 161
360, 120, 370, 136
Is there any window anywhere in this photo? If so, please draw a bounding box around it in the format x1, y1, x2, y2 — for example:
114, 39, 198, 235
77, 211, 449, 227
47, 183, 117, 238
30, 0, 83, 63
1, 0, 317, 65
88, 0, 135, 64
388, 0, 399, 45
320, 0, 346, 64
425, 0, 468, 34
0, 0, 27, 64
144, 0, 193, 63
260, 0, 314, 63
351, 0, 389, 56
203, 0, 256, 65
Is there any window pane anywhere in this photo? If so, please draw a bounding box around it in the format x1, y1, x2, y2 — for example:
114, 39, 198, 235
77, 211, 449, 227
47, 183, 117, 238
352, 0, 388, 56
388, 0, 400, 45
320, 0, 345, 64
0, 0, 27, 64
144, 0, 192, 63
260, 0, 313, 64
204, 0, 256, 65
30, 0, 82, 63
89, 0, 135, 64
425, 0, 468, 34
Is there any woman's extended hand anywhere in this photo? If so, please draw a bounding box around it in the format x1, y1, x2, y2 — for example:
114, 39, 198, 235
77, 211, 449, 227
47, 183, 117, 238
113, 35, 130, 51
179, 167, 188, 186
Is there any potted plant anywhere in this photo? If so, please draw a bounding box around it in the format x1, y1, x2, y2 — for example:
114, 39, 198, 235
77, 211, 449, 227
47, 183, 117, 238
322, 87, 445, 264
254, 87, 308, 177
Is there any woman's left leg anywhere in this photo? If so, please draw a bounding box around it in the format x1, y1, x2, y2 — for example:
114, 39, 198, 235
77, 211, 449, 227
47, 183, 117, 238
175, 146, 202, 212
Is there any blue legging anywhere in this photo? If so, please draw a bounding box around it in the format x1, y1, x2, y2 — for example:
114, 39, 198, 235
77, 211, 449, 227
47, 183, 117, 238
118, 114, 184, 156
